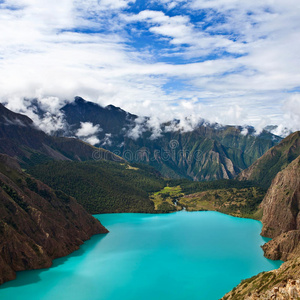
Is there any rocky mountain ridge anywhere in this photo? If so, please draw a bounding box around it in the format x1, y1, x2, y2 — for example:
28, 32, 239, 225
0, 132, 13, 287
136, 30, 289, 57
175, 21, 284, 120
24, 96, 282, 181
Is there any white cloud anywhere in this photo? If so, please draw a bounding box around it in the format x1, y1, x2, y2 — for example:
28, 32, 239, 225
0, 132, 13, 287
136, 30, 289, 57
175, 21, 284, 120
98, 0, 135, 10
147, 116, 163, 140
76, 122, 102, 137
75, 122, 102, 145
281, 94, 300, 133
126, 9, 243, 57
37, 112, 67, 134
240, 127, 248, 136
150, 0, 186, 10
84, 136, 100, 146
100, 133, 112, 146
0, 0, 299, 133
126, 116, 147, 140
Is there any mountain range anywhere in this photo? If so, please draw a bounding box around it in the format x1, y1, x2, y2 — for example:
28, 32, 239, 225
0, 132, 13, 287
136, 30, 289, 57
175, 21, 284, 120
28, 96, 283, 181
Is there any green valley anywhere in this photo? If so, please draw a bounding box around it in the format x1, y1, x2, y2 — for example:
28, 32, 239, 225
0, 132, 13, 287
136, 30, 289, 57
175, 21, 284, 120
28, 160, 266, 218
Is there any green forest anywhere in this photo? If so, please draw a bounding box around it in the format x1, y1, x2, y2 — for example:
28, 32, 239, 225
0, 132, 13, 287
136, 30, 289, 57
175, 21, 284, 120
28, 161, 165, 213
28, 160, 266, 216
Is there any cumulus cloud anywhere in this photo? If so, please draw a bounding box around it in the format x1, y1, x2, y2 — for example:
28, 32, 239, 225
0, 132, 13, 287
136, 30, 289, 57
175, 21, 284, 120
99, 133, 113, 146
36, 112, 67, 134
279, 95, 300, 134
126, 116, 147, 140
126, 116, 163, 140
150, 0, 186, 10
84, 136, 100, 146
240, 127, 249, 136
147, 116, 163, 140
98, 0, 135, 10
76, 122, 101, 136
76, 122, 102, 145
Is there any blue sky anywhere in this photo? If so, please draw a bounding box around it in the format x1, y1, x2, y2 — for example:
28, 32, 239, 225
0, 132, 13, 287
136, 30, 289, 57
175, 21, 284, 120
0, 0, 300, 135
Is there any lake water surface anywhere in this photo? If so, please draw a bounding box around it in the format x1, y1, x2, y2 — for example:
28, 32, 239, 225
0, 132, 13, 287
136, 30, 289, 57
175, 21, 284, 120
0, 211, 282, 300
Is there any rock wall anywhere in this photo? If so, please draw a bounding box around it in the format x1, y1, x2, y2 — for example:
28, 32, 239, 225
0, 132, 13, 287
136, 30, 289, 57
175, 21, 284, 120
261, 155, 300, 260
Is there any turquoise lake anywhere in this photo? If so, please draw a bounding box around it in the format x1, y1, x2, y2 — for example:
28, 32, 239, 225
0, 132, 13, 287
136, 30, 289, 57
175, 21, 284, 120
0, 211, 282, 300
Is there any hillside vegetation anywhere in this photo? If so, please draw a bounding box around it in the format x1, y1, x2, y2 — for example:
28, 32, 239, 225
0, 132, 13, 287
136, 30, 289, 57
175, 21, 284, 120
28, 161, 165, 213
28, 160, 265, 217
150, 184, 265, 219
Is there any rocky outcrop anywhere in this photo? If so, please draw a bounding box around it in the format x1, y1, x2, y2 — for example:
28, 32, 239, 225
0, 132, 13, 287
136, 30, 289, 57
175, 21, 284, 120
262, 230, 300, 261
260, 155, 300, 262
247, 279, 300, 300
0, 154, 108, 285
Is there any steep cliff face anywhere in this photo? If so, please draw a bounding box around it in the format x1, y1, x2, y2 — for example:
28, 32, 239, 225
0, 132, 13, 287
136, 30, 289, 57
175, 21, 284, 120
261, 155, 300, 240
260, 158, 300, 261
237, 131, 300, 188
0, 154, 108, 285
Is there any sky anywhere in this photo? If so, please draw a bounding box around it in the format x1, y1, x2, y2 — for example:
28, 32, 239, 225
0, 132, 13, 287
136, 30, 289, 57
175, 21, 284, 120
0, 0, 300, 135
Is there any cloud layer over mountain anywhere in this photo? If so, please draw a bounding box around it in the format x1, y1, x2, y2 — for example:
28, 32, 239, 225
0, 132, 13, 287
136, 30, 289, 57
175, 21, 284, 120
0, 0, 300, 134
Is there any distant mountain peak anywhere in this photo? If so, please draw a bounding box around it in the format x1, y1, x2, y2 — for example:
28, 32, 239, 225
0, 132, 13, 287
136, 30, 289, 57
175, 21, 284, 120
105, 104, 124, 112
74, 96, 87, 104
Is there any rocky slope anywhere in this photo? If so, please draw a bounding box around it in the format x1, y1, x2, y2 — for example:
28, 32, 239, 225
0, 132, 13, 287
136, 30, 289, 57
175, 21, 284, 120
222, 153, 300, 299
260, 155, 300, 260
0, 103, 122, 167
237, 131, 300, 188
0, 154, 108, 285
222, 258, 300, 299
